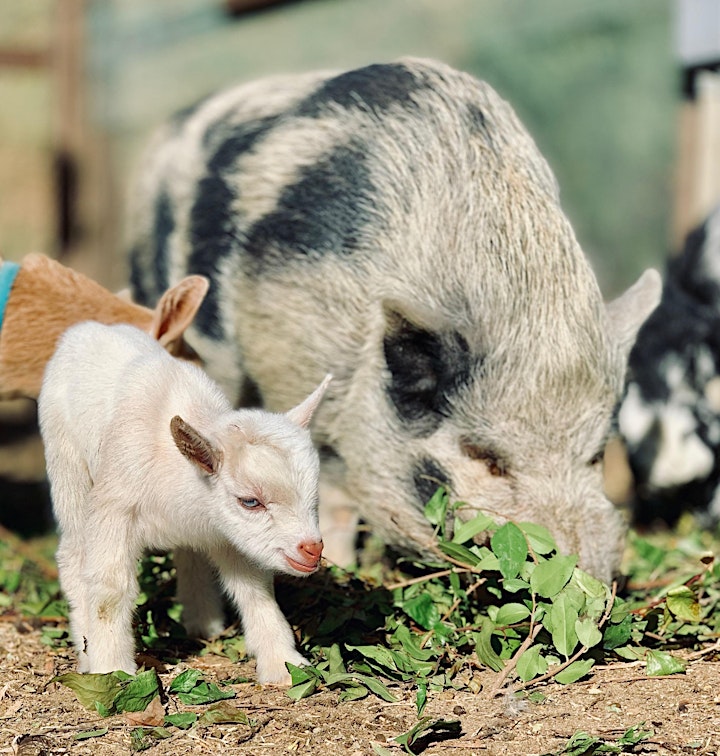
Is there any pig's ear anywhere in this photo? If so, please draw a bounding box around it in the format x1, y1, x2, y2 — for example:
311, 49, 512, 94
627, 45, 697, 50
150, 275, 210, 347
382, 302, 469, 425
605, 269, 662, 361
286, 374, 332, 429
170, 415, 223, 475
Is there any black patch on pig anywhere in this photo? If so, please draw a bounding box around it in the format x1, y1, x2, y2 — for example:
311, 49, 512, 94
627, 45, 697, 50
383, 311, 472, 436
465, 103, 495, 149
296, 62, 429, 118
669, 220, 720, 307
238, 375, 264, 408
187, 118, 277, 339
413, 458, 452, 507
244, 141, 377, 266
128, 188, 174, 308
129, 246, 151, 306
152, 188, 174, 295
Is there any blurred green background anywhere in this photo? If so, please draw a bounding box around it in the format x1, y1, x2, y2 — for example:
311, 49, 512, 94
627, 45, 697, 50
1, 0, 677, 295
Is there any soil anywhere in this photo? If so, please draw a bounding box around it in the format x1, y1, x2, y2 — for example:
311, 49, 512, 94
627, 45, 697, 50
1, 619, 718, 756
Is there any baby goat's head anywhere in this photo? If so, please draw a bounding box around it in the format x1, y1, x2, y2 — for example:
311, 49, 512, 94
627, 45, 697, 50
170, 375, 332, 575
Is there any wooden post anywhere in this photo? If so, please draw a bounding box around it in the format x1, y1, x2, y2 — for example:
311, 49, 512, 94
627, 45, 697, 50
53, 0, 120, 287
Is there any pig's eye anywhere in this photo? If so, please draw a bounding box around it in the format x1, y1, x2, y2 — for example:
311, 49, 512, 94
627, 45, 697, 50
460, 439, 507, 477
238, 497, 265, 510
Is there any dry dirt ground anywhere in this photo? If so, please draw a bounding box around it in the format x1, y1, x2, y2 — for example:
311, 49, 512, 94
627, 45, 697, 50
1, 619, 718, 756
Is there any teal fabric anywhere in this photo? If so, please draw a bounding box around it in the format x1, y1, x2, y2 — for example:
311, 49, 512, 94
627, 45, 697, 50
0, 261, 20, 334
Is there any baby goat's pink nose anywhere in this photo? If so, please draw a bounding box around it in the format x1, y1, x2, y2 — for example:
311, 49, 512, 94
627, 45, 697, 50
299, 540, 323, 562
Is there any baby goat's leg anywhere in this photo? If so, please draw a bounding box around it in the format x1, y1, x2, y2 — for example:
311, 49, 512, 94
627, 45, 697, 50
210, 546, 307, 685
43, 427, 93, 671
56, 533, 92, 672
81, 501, 140, 674
175, 547, 225, 639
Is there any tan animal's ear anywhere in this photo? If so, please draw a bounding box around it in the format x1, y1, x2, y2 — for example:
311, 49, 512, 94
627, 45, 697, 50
149, 275, 210, 347
285, 374, 332, 429
170, 415, 223, 475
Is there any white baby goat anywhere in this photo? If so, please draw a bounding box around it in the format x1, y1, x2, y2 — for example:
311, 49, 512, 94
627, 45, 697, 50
38, 321, 331, 684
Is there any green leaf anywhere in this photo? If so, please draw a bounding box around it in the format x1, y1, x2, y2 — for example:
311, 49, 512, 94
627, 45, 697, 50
602, 614, 633, 650
347, 644, 401, 673
518, 522, 557, 555
515, 644, 548, 682
196, 701, 251, 726
575, 616, 602, 649
286, 678, 318, 701
554, 657, 594, 684
114, 669, 161, 713
74, 728, 108, 740
530, 554, 577, 598
555, 730, 601, 755
437, 541, 480, 567
287, 662, 314, 685
502, 578, 530, 593
361, 676, 397, 703
666, 585, 703, 622
618, 722, 653, 746
164, 712, 198, 729
130, 727, 171, 752
371, 744, 396, 756
572, 569, 609, 601
645, 649, 687, 676
177, 681, 236, 705
402, 593, 441, 630
491, 522, 528, 579
495, 602, 531, 626
474, 619, 504, 672
393, 624, 435, 661
326, 643, 347, 675
394, 717, 461, 754
338, 685, 368, 702
169, 669, 204, 694
452, 513, 494, 544
423, 487, 449, 526
52, 671, 122, 712
549, 593, 579, 658
416, 680, 428, 716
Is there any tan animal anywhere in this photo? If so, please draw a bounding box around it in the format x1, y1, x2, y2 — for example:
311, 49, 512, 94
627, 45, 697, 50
0, 253, 209, 399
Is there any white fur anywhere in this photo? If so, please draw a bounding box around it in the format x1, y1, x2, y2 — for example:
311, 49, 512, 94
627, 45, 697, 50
38, 322, 330, 684
650, 404, 714, 488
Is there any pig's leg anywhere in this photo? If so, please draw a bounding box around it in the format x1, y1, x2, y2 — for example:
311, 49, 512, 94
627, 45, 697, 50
175, 547, 225, 638
210, 546, 307, 685
318, 483, 360, 568
317, 456, 359, 567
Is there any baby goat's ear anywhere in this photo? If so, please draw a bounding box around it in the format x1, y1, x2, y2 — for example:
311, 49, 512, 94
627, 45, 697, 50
150, 275, 210, 347
285, 374, 332, 429
170, 415, 222, 475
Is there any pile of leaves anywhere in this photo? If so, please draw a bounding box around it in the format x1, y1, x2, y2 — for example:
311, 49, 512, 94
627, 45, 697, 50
1, 489, 719, 751
278, 489, 719, 708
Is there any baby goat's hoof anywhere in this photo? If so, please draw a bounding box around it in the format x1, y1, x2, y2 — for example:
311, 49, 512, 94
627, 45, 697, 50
256, 652, 309, 686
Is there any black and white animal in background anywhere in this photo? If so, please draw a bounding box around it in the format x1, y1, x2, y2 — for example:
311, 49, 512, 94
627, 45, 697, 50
619, 205, 720, 527
128, 58, 660, 583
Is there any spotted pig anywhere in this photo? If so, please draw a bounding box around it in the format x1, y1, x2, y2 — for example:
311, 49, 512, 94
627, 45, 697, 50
128, 58, 661, 583
620, 205, 720, 526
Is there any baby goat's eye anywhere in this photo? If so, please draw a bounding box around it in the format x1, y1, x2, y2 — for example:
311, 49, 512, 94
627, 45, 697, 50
588, 450, 604, 468
238, 497, 264, 510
